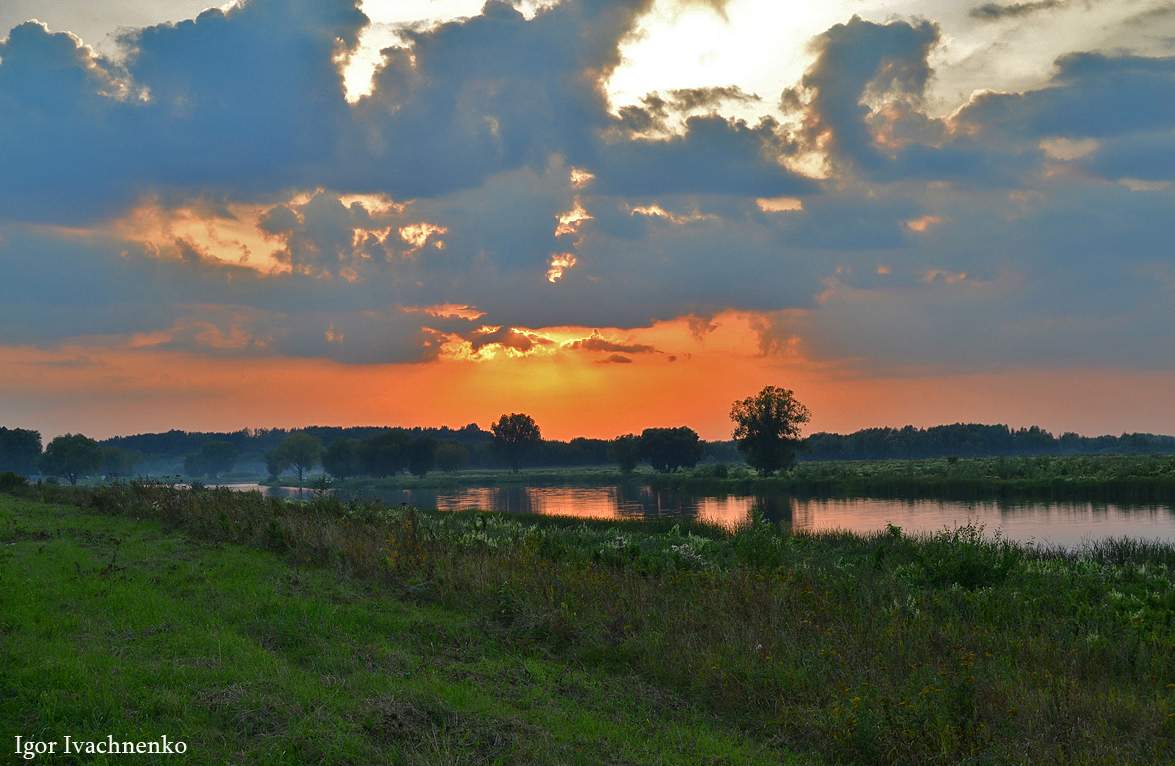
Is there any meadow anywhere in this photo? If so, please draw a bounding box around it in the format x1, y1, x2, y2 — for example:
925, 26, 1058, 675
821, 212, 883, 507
2, 481, 1172, 764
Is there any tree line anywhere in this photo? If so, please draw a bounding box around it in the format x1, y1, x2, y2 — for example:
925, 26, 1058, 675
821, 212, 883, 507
5, 387, 1175, 484
800, 424, 1175, 460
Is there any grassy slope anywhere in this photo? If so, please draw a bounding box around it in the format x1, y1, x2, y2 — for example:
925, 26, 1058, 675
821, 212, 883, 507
0, 495, 796, 765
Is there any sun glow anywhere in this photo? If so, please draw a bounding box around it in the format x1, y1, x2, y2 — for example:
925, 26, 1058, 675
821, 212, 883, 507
606, 0, 846, 122
108, 201, 289, 272
546, 252, 578, 283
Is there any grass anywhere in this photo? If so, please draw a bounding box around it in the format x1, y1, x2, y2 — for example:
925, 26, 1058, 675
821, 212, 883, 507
0, 493, 796, 765
4, 482, 1174, 764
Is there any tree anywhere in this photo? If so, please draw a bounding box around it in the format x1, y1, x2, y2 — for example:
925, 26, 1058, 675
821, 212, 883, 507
406, 436, 436, 478
264, 450, 286, 481
610, 434, 642, 474
42, 434, 102, 485
490, 413, 542, 472
322, 438, 362, 480
359, 432, 408, 477
434, 441, 469, 473
0, 427, 42, 475
639, 427, 703, 472
274, 433, 322, 490
730, 386, 811, 475
101, 446, 141, 478
183, 441, 238, 480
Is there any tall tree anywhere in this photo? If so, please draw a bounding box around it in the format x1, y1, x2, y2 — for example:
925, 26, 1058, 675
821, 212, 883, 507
730, 386, 811, 475
322, 438, 361, 480
359, 432, 408, 477
42, 434, 102, 485
491, 413, 542, 472
639, 427, 703, 473
0, 427, 42, 475
434, 441, 469, 473
264, 450, 286, 481
406, 436, 436, 478
275, 433, 323, 490
101, 446, 141, 478
610, 434, 642, 474
183, 441, 238, 480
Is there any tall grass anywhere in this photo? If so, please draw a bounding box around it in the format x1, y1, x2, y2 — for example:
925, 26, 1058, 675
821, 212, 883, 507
15, 482, 1175, 765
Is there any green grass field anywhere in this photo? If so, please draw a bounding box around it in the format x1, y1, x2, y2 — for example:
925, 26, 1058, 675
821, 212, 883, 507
0, 494, 796, 765
3, 483, 1173, 764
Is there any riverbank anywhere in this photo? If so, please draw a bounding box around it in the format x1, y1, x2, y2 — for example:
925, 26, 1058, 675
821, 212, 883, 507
283, 454, 1175, 504
296, 465, 636, 490
652, 454, 1175, 502
3, 482, 1172, 764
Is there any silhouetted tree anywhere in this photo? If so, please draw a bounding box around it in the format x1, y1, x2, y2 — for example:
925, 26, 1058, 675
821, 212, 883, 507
274, 433, 322, 490
639, 427, 703, 472
610, 434, 642, 473
0, 427, 42, 475
183, 441, 238, 480
42, 434, 102, 485
407, 436, 437, 478
434, 441, 469, 473
360, 432, 408, 477
323, 438, 362, 480
491, 413, 542, 472
731, 386, 812, 475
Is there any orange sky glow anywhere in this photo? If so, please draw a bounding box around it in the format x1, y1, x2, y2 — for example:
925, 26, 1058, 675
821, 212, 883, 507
4, 310, 1174, 441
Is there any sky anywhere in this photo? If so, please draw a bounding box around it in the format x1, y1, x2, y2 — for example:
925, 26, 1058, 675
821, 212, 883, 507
1, 0, 1174, 440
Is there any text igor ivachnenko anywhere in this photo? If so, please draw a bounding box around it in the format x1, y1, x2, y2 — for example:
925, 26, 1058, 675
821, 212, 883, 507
14, 735, 188, 760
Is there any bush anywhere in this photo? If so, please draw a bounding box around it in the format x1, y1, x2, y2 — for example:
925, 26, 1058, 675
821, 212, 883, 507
914, 523, 1021, 589
0, 471, 28, 493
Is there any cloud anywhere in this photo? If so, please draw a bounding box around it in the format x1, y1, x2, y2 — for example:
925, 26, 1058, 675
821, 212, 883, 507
970, 2, 1066, 22
956, 53, 1175, 141
565, 332, 658, 354
0, 2, 366, 223
794, 16, 939, 175
1, 0, 1174, 384
597, 114, 814, 196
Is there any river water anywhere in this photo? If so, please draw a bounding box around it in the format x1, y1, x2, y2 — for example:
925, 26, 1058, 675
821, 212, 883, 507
221, 482, 1175, 546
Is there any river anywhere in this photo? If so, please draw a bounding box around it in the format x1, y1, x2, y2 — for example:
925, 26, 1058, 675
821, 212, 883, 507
220, 482, 1175, 546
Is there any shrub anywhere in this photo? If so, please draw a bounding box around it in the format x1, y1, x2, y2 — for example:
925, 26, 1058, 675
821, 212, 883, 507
0, 471, 28, 493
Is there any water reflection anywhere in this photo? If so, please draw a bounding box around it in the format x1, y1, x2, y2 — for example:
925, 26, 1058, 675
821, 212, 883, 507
223, 483, 1175, 545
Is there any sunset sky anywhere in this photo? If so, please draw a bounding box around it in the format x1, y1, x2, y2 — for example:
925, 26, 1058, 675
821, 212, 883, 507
2, 0, 1174, 440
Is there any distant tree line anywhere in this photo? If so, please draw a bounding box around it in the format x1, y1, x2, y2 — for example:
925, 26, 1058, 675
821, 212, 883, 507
799, 424, 1175, 460
5, 412, 1175, 485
